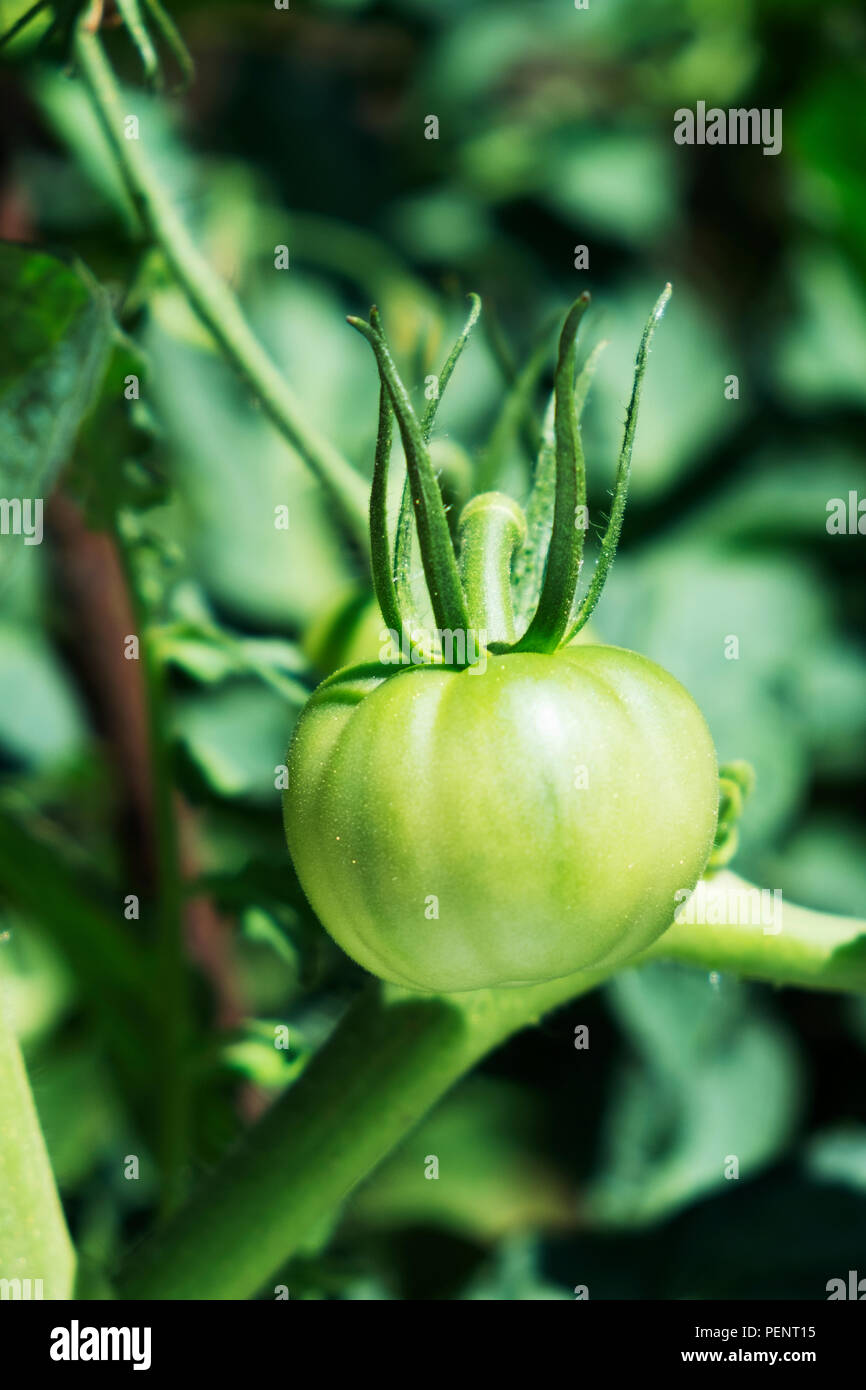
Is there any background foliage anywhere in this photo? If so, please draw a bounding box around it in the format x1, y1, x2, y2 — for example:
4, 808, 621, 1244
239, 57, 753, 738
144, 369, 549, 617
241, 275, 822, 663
1, 0, 865, 1299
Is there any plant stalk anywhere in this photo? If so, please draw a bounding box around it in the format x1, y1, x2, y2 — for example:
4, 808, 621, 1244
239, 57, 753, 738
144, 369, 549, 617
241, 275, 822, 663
118, 871, 866, 1299
458, 492, 526, 645
0, 974, 76, 1298
72, 26, 369, 556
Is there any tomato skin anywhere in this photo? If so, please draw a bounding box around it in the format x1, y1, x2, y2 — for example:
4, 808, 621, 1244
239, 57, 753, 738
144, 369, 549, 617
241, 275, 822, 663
283, 645, 718, 993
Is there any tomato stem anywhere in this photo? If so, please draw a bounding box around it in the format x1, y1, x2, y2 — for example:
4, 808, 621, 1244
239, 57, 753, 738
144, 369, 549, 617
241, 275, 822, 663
0, 990, 77, 1298
458, 492, 527, 645
511, 293, 590, 652
73, 27, 369, 556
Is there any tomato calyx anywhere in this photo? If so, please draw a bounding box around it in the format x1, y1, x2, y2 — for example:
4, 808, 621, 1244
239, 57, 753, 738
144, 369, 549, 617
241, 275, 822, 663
348, 284, 671, 670
705, 760, 757, 876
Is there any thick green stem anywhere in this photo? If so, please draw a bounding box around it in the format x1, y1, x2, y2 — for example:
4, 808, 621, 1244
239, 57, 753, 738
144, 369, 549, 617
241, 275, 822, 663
118, 965, 609, 1300
117, 872, 866, 1300
142, 634, 191, 1213
458, 492, 526, 645
113, 518, 191, 1214
0, 973, 76, 1299
642, 870, 866, 992
72, 27, 369, 555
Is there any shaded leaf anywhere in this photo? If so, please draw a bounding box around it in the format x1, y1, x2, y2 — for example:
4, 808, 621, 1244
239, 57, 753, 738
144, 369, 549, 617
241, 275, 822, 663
0, 243, 114, 497
585, 963, 800, 1227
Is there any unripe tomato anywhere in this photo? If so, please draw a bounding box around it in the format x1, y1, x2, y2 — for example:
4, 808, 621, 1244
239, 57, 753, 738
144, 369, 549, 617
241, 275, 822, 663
283, 644, 718, 992
303, 587, 386, 677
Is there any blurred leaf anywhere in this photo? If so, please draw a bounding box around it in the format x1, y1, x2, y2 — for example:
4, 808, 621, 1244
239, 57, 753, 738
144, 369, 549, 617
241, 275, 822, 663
350, 1077, 575, 1242
767, 818, 866, 920
0, 622, 86, 767
0, 918, 71, 1048
805, 1127, 866, 1194
585, 963, 800, 1227
0, 243, 115, 591
463, 1236, 572, 1301
241, 906, 300, 972
144, 323, 352, 630
173, 680, 299, 801
542, 1172, 866, 1299
582, 281, 736, 500
153, 615, 308, 702
544, 132, 678, 243
669, 451, 866, 546
0, 809, 148, 1012
774, 248, 866, 407
390, 190, 494, 263
0, 243, 113, 497
31, 1046, 119, 1190
68, 335, 165, 529
791, 68, 866, 280
221, 1019, 306, 1090
34, 72, 185, 229
600, 550, 825, 845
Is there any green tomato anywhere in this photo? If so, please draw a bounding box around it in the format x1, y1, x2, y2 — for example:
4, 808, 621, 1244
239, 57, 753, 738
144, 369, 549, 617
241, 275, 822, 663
283, 643, 718, 993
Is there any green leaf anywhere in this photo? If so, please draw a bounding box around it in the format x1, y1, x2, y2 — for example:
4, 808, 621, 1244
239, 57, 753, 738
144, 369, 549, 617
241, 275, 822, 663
0, 243, 114, 497
805, 1127, 866, 1194
143, 322, 352, 629
0, 622, 86, 767
66, 334, 163, 529
173, 682, 300, 801
221, 1020, 307, 1091
0, 918, 71, 1049
152, 614, 309, 703
32, 1046, 120, 1191
585, 962, 800, 1228
544, 132, 678, 244
348, 1077, 575, 1242
773, 248, 866, 407
596, 549, 823, 847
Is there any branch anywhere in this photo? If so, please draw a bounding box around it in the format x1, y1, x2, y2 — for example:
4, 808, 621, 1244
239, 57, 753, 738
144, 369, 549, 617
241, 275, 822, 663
0, 975, 76, 1298
644, 870, 866, 993
117, 873, 866, 1299
72, 26, 369, 556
